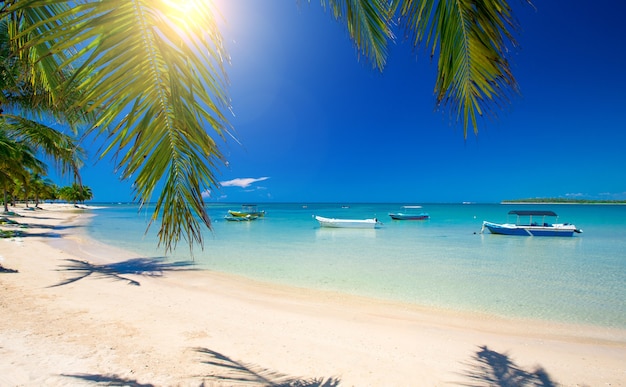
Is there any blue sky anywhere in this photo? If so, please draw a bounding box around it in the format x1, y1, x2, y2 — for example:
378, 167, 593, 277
59, 1, 626, 203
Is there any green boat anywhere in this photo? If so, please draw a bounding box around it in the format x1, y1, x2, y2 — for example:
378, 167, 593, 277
228, 204, 265, 218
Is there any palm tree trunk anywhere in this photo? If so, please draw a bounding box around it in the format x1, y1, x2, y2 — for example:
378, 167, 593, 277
2, 185, 8, 213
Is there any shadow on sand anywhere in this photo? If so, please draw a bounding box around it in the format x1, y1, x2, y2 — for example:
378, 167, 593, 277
61, 374, 154, 387
21, 221, 85, 230
15, 231, 63, 238
193, 347, 340, 386
61, 347, 340, 386
50, 257, 198, 287
0, 264, 18, 273
459, 345, 555, 386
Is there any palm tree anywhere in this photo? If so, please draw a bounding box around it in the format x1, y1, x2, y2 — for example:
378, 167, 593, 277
29, 172, 56, 207
0, 132, 45, 212
58, 183, 92, 206
3, 1, 527, 251
0, 13, 87, 211
76, 184, 93, 204
57, 185, 76, 206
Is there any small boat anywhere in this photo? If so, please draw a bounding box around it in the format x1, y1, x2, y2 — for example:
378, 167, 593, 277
224, 214, 258, 222
228, 204, 265, 218
388, 206, 430, 220
314, 215, 382, 229
481, 210, 582, 237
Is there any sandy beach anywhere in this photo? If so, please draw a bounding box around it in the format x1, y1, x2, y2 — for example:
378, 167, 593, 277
1, 204, 625, 386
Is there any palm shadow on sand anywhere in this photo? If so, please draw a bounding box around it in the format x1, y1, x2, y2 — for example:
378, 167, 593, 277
0, 264, 18, 273
61, 374, 154, 387
458, 345, 555, 386
61, 347, 339, 386
50, 257, 197, 287
194, 347, 341, 386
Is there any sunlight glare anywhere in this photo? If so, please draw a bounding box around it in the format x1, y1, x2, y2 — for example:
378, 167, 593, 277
160, 0, 213, 29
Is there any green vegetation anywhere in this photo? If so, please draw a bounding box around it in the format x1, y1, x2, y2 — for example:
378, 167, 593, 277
1, 1, 529, 251
1, 12, 88, 213
0, 229, 20, 238
0, 216, 18, 225
57, 183, 93, 206
0, 215, 23, 239
502, 198, 626, 204
1, 181, 93, 210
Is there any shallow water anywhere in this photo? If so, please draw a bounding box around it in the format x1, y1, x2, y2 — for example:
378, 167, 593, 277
85, 203, 626, 328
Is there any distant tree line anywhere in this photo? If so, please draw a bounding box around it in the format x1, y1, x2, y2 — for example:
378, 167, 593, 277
502, 198, 626, 204
2, 175, 92, 212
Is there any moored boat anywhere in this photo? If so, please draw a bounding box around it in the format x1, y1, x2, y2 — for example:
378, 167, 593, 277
388, 206, 430, 220
482, 210, 582, 237
228, 204, 265, 218
314, 215, 382, 229
224, 214, 258, 222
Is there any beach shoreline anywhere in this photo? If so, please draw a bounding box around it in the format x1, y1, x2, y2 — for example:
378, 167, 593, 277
1, 204, 625, 386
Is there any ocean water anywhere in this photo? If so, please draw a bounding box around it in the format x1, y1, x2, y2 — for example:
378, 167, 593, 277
85, 203, 626, 328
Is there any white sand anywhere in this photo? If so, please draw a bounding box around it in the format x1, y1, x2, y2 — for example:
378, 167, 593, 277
1, 204, 625, 386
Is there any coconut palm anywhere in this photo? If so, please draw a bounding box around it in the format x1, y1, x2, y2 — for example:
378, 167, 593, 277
58, 183, 92, 206
29, 172, 56, 207
0, 12, 87, 215
0, 132, 45, 212
0, 14, 86, 177
4, 1, 527, 251
76, 184, 93, 204
0, 135, 19, 211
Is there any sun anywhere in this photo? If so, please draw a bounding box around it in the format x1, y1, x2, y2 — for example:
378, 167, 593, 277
159, 0, 214, 29
161, 0, 206, 12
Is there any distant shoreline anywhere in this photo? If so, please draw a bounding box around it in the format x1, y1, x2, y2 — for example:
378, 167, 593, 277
501, 199, 626, 205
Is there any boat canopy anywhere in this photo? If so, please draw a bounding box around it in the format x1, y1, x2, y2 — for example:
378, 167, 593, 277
508, 210, 558, 217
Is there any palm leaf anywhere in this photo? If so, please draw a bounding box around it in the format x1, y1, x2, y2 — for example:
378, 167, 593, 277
321, 0, 395, 69
4, 3, 76, 109
0, 130, 46, 183
11, 0, 231, 251
397, 0, 524, 137
1, 114, 84, 178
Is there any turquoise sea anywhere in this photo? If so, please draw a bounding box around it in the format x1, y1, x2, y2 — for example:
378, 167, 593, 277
85, 203, 626, 329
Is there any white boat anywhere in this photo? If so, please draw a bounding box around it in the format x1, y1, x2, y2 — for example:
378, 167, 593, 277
314, 215, 382, 229
481, 210, 582, 237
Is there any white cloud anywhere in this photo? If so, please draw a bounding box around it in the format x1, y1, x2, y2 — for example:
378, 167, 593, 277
221, 177, 270, 188
201, 177, 269, 199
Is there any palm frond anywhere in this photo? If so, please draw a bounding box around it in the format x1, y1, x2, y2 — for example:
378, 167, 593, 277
398, 0, 523, 137
0, 129, 46, 180
1, 7, 93, 131
5, 2, 75, 108
12, 0, 231, 251
320, 0, 395, 69
1, 114, 84, 178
